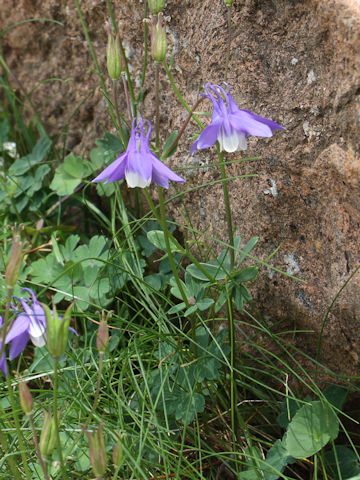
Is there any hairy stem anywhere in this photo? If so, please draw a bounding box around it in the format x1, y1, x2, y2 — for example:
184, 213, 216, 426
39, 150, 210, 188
29, 414, 50, 480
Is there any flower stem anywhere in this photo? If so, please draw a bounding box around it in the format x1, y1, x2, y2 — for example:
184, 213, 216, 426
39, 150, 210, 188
144, 189, 189, 308
29, 414, 50, 480
225, 6, 232, 82
155, 62, 161, 150
161, 97, 204, 158
6, 375, 32, 480
53, 357, 68, 480
216, 143, 235, 268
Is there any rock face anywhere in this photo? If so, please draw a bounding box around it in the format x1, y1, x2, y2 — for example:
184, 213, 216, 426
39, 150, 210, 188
1, 0, 360, 373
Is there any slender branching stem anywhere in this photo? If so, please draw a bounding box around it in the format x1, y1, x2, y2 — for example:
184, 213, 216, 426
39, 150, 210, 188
29, 414, 50, 480
53, 357, 69, 480
162, 97, 204, 158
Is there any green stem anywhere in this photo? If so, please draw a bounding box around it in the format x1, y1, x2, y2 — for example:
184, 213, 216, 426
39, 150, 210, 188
216, 143, 235, 268
144, 189, 189, 308
155, 62, 160, 150
6, 376, 32, 479
53, 357, 68, 479
29, 414, 50, 480
158, 188, 190, 308
0, 428, 22, 480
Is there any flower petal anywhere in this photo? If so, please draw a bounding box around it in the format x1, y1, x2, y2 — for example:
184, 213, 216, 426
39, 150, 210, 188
92, 153, 127, 183
5, 314, 29, 343
9, 331, 29, 360
151, 156, 185, 188
125, 170, 152, 188
191, 122, 221, 153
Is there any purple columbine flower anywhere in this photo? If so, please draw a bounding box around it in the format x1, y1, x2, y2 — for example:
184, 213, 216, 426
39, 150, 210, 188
0, 317, 7, 376
5, 288, 47, 360
93, 118, 185, 188
191, 82, 284, 154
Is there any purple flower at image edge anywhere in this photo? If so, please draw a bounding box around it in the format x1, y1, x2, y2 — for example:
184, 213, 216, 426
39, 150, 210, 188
93, 117, 185, 189
191, 82, 284, 154
5, 288, 47, 361
0, 317, 7, 377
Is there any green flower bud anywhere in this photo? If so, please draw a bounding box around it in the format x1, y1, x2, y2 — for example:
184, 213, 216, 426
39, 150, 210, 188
85, 423, 107, 478
5, 228, 24, 288
19, 382, 33, 416
224, 0, 234, 6
44, 303, 73, 359
147, 0, 166, 15
150, 13, 167, 63
39, 411, 57, 459
107, 26, 124, 81
96, 316, 109, 354
112, 433, 124, 468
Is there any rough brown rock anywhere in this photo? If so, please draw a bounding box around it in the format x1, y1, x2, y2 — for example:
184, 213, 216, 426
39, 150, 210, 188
1, 0, 360, 373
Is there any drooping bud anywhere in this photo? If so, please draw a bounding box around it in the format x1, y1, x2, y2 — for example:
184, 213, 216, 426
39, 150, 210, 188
39, 411, 57, 458
106, 23, 124, 81
112, 433, 124, 469
44, 303, 73, 359
96, 313, 109, 354
5, 228, 24, 288
224, 0, 234, 6
19, 382, 33, 416
85, 423, 107, 478
150, 13, 167, 63
147, 0, 166, 15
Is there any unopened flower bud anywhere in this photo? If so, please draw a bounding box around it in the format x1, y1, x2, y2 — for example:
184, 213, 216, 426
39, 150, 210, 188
19, 382, 33, 416
85, 423, 107, 478
39, 411, 57, 458
150, 13, 167, 63
224, 0, 234, 6
112, 433, 124, 468
107, 24, 124, 81
5, 228, 23, 288
148, 0, 166, 15
44, 303, 73, 359
96, 316, 109, 354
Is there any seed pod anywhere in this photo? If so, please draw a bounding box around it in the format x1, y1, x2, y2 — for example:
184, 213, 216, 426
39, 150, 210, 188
19, 382, 33, 416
